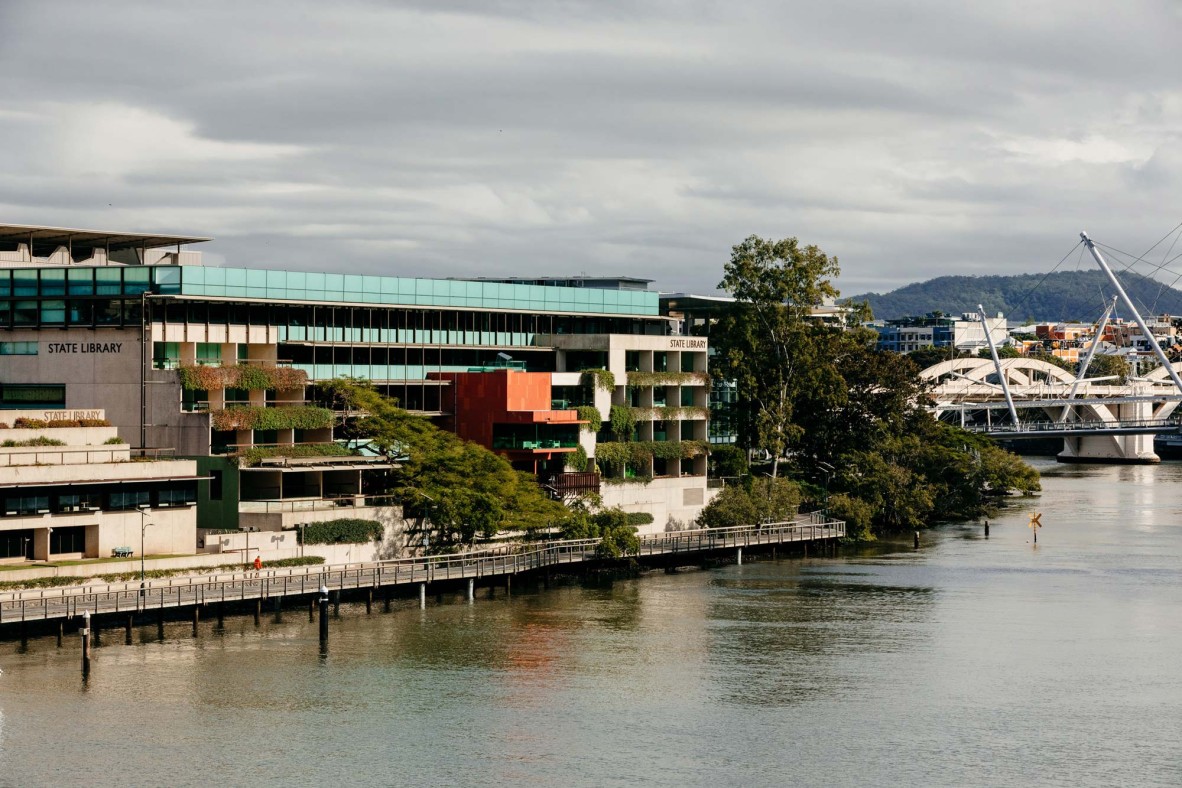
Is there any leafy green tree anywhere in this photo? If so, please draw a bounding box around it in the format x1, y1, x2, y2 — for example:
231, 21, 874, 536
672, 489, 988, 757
696, 477, 801, 527
713, 235, 840, 477
328, 379, 567, 549
561, 507, 640, 558
1081, 353, 1130, 384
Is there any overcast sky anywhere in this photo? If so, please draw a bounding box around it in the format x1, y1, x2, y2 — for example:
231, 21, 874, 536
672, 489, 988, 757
2, 1, 1181, 296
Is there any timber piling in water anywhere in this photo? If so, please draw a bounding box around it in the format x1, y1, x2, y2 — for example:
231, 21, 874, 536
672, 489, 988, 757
0, 517, 844, 641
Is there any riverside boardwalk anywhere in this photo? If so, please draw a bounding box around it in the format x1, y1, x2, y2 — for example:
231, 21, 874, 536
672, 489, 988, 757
0, 514, 843, 634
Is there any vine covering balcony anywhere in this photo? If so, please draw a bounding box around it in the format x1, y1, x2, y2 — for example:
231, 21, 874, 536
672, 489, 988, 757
210, 405, 335, 432
178, 363, 308, 392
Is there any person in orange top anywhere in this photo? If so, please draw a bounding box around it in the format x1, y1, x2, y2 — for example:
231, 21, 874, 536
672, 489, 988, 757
253, 555, 262, 572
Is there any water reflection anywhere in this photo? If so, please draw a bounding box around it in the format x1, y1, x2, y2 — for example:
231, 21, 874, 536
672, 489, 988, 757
2, 462, 1182, 786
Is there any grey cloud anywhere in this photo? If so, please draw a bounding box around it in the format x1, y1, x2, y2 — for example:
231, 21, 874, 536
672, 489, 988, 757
2, 0, 1182, 297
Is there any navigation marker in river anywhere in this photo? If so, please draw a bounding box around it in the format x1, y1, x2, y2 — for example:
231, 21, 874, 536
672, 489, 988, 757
1029, 512, 1043, 543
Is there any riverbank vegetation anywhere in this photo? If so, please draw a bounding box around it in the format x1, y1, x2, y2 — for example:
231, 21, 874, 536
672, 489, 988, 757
319, 379, 569, 551
706, 235, 1041, 540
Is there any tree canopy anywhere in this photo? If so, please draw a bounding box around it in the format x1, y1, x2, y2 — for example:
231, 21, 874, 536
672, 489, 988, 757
708, 234, 1041, 539
320, 379, 567, 549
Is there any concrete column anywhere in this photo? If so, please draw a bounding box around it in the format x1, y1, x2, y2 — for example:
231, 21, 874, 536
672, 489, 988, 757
33, 528, 51, 562
419, 583, 427, 609
736, 547, 742, 565
467, 578, 475, 602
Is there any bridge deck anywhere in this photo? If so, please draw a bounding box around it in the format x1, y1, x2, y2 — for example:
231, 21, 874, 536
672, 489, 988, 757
0, 518, 844, 627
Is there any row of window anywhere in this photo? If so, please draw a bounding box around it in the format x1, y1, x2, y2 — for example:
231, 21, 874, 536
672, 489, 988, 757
0, 341, 37, 355
0, 266, 168, 299
0, 383, 65, 409
1, 484, 197, 517
0, 526, 87, 559
0, 298, 143, 328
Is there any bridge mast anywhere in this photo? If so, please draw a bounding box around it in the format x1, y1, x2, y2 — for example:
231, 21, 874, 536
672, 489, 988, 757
1060, 296, 1118, 423
978, 303, 1020, 426
1081, 232, 1182, 395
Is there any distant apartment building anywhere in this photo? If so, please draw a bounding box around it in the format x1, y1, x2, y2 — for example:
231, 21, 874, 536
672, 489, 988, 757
872, 312, 1008, 354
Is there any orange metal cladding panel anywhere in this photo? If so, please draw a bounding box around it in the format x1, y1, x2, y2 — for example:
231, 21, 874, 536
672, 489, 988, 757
505, 372, 553, 411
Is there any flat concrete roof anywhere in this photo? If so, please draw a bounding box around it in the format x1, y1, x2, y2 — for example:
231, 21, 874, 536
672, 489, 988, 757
0, 223, 210, 250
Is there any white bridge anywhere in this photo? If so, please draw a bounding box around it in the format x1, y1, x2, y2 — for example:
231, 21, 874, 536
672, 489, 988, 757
921, 231, 1182, 464
923, 356, 1182, 463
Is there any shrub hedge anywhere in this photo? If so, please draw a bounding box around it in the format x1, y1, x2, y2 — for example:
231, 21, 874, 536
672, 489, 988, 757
210, 405, 335, 432
298, 518, 384, 545
236, 443, 355, 467
179, 363, 309, 392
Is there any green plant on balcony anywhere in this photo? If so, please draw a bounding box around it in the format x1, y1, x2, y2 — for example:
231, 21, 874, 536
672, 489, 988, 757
565, 444, 589, 472
179, 363, 309, 392
608, 405, 637, 442
576, 405, 602, 433
210, 405, 335, 432
235, 442, 355, 467
625, 371, 712, 389
579, 368, 616, 393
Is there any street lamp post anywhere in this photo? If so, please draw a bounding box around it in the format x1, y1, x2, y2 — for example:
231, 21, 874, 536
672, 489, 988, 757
137, 504, 154, 594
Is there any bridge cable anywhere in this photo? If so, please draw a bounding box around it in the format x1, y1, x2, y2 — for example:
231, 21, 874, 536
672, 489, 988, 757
1007, 239, 1084, 322
1149, 226, 1182, 313
1093, 241, 1177, 319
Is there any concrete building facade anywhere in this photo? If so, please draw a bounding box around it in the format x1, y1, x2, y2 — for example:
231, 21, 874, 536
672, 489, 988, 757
0, 223, 714, 541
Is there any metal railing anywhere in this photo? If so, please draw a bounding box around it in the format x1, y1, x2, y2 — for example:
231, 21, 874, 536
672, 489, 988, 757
967, 415, 1182, 435
238, 494, 401, 514
0, 516, 845, 624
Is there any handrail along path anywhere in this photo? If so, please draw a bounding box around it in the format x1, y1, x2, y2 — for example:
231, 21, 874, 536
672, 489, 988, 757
0, 515, 845, 628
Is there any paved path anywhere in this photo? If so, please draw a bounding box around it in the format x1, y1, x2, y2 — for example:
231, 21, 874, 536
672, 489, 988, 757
0, 517, 844, 627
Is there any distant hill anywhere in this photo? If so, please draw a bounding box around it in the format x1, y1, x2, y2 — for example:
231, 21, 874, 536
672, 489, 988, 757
851, 270, 1182, 323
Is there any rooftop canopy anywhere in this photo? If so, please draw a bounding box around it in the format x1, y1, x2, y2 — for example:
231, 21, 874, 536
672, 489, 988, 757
0, 223, 210, 251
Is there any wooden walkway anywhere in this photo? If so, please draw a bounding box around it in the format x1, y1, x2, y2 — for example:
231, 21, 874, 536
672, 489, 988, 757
0, 515, 844, 628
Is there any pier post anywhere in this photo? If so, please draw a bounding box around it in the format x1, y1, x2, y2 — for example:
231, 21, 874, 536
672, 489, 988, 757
157, 616, 164, 642
92, 617, 101, 648
318, 585, 330, 643
254, 600, 262, 627
193, 606, 199, 638
366, 589, 372, 614
333, 591, 340, 618
505, 575, 512, 596
383, 593, 391, 613
419, 583, 427, 609
309, 598, 315, 622
737, 548, 743, 566
914, 531, 920, 549
217, 604, 225, 629
57, 620, 63, 649
81, 611, 91, 678
468, 578, 475, 602
803, 542, 807, 558
984, 520, 990, 538
125, 615, 133, 645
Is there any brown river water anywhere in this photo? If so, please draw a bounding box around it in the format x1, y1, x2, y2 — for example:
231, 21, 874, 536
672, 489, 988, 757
1, 458, 1181, 787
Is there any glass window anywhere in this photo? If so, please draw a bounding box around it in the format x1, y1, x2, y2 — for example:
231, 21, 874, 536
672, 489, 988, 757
0, 383, 65, 408
123, 267, 150, 295
108, 490, 150, 510
153, 266, 182, 294
0, 341, 37, 355
40, 299, 66, 324
40, 268, 65, 296
153, 342, 179, 369
95, 268, 122, 295
13, 300, 38, 326
13, 269, 37, 296
50, 526, 86, 554
0, 270, 10, 297
196, 343, 221, 365
68, 268, 95, 295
